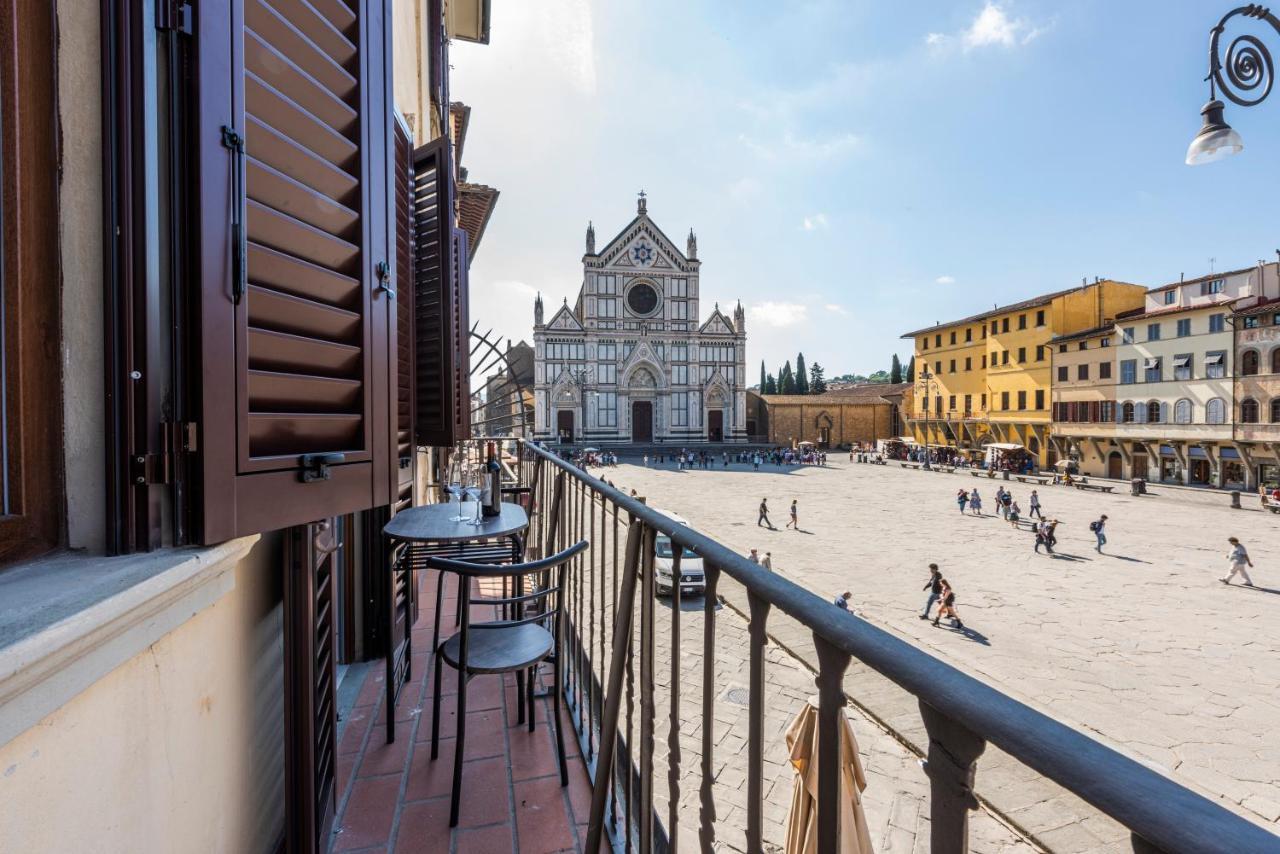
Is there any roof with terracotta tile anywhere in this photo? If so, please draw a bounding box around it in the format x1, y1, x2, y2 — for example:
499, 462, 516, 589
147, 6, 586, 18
899, 281, 1143, 339
762, 383, 910, 405
458, 182, 500, 259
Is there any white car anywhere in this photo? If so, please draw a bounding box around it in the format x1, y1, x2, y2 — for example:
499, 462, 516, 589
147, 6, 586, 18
652, 510, 706, 597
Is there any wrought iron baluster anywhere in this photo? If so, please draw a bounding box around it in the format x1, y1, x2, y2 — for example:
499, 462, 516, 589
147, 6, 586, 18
585, 519, 643, 854
698, 563, 720, 854
638, 525, 657, 852
610, 501, 622, 834
813, 635, 853, 854
586, 488, 597, 763
746, 590, 771, 854
667, 548, 683, 853
919, 700, 986, 854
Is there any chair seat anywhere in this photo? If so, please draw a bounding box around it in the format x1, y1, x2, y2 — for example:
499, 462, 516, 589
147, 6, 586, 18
440, 622, 553, 674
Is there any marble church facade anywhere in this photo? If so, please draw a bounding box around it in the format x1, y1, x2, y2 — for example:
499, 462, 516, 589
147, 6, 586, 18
533, 195, 748, 444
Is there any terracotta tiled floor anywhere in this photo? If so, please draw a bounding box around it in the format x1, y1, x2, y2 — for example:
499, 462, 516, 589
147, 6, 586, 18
330, 569, 598, 854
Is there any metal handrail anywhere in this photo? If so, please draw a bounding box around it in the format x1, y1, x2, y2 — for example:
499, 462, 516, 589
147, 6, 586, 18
517, 438, 1277, 853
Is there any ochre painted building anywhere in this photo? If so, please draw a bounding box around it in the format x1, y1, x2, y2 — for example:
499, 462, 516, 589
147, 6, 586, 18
903, 280, 1147, 468
760, 384, 909, 448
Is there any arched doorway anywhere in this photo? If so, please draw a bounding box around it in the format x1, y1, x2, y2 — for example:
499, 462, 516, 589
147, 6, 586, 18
705, 386, 727, 442
815, 413, 833, 448
628, 367, 657, 442
1107, 451, 1123, 479
1132, 452, 1149, 480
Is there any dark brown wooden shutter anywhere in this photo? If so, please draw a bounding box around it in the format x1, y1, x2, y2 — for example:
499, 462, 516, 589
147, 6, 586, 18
194, 0, 396, 542
393, 115, 416, 510
284, 519, 339, 853
411, 139, 471, 446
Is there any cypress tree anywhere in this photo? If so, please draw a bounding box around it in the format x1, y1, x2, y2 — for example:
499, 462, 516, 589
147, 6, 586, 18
890, 354, 902, 384
906, 355, 915, 382
780, 361, 797, 394
759, 360, 767, 392
764, 372, 777, 394
795, 353, 809, 394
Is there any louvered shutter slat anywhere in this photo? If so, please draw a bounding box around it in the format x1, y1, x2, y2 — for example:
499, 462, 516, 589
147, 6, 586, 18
195, 0, 397, 541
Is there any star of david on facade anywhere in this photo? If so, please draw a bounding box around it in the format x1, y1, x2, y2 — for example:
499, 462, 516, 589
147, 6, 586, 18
631, 242, 653, 264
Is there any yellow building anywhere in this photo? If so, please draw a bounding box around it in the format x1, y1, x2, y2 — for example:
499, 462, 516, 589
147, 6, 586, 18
903, 280, 1146, 468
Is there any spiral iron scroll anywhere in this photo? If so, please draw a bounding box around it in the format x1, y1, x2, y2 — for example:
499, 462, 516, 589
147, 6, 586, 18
1209, 5, 1280, 107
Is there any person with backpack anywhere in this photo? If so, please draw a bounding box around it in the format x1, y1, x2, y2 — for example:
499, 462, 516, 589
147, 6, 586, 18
1090, 514, 1107, 552
956, 489, 969, 514
919, 564, 943, 619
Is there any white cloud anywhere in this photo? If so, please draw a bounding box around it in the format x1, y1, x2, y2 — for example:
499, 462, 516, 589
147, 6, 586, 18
749, 302, 809, 328
824, 303, 848, 314
802, 214, 830, 231
496, 279, 540, 298
740, 130, 860, 162
926, 3, 1043, 52
936, 275, 956, 285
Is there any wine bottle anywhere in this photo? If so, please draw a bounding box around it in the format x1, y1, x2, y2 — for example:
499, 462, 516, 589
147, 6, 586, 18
483, 442, 502, 517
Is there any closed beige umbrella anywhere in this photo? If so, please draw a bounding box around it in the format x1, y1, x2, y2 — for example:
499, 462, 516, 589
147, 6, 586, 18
784, 696, 874, 854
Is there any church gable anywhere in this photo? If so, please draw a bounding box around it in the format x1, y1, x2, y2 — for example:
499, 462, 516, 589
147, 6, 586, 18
620, 340, 667, 385
597, 217, 689, 272
547, 302, 584, 332
699, 308, 734, 335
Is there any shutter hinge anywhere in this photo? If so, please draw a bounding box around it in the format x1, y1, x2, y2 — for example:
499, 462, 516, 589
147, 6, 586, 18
156, 0, 193, 34
375, 261, 395, 300
130, 422, 197, 486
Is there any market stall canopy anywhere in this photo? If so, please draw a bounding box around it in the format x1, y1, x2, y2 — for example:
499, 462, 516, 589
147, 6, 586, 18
987, 442, 1024, 451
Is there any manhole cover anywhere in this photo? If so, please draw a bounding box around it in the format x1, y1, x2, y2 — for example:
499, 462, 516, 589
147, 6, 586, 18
724, 686, 751, 707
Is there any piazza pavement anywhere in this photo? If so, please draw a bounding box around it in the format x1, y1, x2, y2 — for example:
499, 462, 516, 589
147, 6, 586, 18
604, 454, 1280, 852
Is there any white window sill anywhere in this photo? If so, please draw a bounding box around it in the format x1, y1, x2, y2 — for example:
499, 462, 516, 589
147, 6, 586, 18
0, 536, 259, 748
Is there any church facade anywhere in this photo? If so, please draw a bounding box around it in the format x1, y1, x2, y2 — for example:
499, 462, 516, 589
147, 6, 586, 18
533, 195, 748, 445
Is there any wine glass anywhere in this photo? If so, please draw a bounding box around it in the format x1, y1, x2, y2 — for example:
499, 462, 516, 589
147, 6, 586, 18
448, 447, 468, 521
464, 467, 484, 525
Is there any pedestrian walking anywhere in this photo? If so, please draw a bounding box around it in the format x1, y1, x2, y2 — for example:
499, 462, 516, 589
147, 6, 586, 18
931, 579, 965, 629
1046, 519, 1059, 552
1090, 514, 1107, 552
762, 552, 773, 572
758, 498, 773, 528
956, 489, 969, 513
969, 488, 983, 515
994, 486, 1006, 518
786, 499, 799, 530
1220, 537, 1255, 586
1008, 500, 1021, 527
643, 454, 649, 467
1034, 519, 1049, 553
919, 564, 942, 620
833, 591, 852, 610
1028, 489, 1042, 519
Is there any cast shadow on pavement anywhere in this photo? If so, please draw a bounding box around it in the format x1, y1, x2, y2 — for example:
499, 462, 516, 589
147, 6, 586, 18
1107, 554, 1151, 564
1231, 584, 1280, 596
937, 623, 991, 646
1049, 552, 1093, 562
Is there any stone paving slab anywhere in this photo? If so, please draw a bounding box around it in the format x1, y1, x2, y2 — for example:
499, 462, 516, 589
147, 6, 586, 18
608, 456, 1280, 851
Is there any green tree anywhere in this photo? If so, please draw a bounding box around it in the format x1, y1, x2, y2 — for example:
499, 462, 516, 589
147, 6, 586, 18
809, 362, 827, 394
890, 354, 902, 384
764, 372, 777, 394
759, 360, 767, 392
867, 369, 890, 383
795, 353, 809, 394
906, 355, 915, 383
780, 361, 797, 394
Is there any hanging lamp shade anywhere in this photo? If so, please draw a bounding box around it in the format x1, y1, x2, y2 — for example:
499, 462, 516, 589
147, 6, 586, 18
1186, 99, 1244, 165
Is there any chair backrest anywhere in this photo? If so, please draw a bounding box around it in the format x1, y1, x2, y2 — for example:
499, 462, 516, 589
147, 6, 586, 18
424, 540, 588, 630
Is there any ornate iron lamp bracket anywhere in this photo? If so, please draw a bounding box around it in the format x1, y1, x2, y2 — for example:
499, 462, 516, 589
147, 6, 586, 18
1207, 5, 1280, 107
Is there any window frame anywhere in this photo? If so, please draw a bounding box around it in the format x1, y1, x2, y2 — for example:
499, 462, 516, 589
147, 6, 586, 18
0, 0, 62, 565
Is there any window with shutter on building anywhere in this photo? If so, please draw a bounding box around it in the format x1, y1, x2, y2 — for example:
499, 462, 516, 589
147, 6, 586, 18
192, 0, 400, 542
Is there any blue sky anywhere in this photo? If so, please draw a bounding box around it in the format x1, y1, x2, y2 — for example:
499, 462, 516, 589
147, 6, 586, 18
450, 0, 1280, 380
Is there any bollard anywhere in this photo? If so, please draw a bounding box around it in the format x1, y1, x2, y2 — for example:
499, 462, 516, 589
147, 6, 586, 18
1230, 490, 1241, 510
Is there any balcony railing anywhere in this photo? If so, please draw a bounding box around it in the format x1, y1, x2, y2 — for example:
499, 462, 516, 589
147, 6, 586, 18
495, 438, 1273, 853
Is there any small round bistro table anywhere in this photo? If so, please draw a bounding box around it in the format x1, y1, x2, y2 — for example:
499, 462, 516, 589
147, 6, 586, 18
380, 501, 530, 742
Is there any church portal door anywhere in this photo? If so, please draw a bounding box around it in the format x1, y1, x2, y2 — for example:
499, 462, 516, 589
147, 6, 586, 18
557, 410, 575, 442
632, 401, 653, 442
1107, 452, 1123, 479
708, 410, 724, 442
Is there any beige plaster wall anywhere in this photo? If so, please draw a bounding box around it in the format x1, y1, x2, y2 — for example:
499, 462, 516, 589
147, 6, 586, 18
0, 536, 286, 854
56, 0, 105, 552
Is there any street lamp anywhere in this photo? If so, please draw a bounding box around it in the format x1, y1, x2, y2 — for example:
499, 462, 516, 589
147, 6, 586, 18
919, 366, 934, 470
1186, 6, 1278, 165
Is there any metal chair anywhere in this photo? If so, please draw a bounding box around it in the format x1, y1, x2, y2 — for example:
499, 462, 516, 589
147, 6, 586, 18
426, 540, 588, 828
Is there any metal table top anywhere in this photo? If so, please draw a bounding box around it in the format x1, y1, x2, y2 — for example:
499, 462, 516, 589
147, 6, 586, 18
382, 501, 529, 544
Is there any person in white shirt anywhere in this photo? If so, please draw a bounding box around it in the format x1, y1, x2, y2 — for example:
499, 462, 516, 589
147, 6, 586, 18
1221, 537, 1255, 586
761, 552, 773, 571
833, 591, 851, 610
